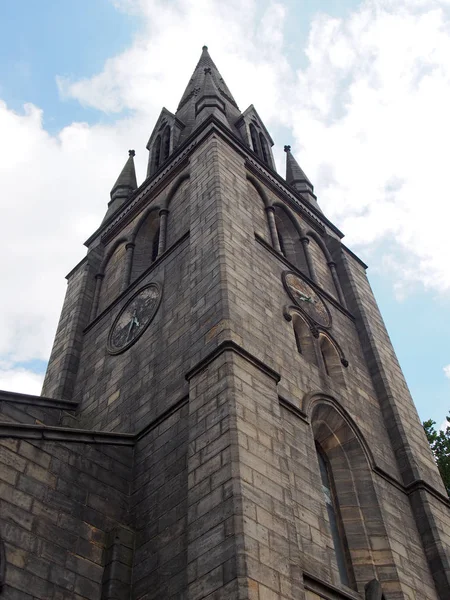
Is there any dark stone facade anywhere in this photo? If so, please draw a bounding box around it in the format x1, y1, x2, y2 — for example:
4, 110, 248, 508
0, 47, 449, 599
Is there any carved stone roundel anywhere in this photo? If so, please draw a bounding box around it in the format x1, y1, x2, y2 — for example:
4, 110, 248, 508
283, 271, 331, 328
107, 283, 162, 355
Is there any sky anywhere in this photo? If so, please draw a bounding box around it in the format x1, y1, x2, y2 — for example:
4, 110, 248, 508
1, 0, 449, 428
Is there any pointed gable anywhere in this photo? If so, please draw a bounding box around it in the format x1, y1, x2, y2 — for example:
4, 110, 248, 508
146, 108, 185, 178
236, 105, 275, 169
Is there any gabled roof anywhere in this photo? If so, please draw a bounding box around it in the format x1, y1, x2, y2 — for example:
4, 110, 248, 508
237, 104, 275, 146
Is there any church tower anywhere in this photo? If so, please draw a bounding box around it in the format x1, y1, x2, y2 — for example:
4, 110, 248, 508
0, 46, 449, 600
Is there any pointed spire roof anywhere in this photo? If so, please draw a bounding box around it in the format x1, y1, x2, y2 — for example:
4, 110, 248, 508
103, 150, 138, 223
284, 145, 320, 209
110, 149, 137, 198
174, 46, 242, 144
285, 145, 312, 189
177, 46, 239, 112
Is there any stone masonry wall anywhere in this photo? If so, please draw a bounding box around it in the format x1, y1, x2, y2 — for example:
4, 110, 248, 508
203, 134, 449, 598
131, 401, 189, 599
0, 402, 133, 600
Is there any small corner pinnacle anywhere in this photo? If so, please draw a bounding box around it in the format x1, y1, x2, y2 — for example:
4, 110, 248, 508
129, 149, 135, 157
202, 45, 208, 51
284, 145, 291, 153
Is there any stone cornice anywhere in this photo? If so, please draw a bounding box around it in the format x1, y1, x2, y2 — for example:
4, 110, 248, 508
135, 396, 189, 442
404, 476, 450, 506
279, 396, 309, 423
0, 389, 78, 411
65, 255, 88, 281
341, 243, 368, 270
0, 423, 135, 445
303, 572, 361, 600
185, 339, 281, 383
0, 395, 188, 446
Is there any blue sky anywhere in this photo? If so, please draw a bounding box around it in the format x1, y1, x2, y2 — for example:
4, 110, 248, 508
0, 0, 449, 428
0, 0, 138, 131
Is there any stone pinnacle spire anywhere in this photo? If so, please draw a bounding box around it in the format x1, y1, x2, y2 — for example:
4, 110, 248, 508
104, 150, 138, 222
111, 150, 137, 199
284, 145, 318, 207
175, 46, 242, 144
177, 46, 239, 112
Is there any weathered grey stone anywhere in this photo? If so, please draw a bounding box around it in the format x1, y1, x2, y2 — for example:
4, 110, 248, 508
0, 46, 449, 600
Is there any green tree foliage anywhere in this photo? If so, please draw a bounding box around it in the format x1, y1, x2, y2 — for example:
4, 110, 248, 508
423, 413, 450, 497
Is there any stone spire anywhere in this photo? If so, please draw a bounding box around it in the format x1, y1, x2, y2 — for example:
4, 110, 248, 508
284, 145, 318, 207
104, 150, 138, 222
175, 46, 242, 144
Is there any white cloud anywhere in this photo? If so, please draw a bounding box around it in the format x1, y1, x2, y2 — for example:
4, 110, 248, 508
444, 365, 450, 380
0, 99, 147, 364
0, 367, 44, 396
1, 0, 289, 387
2, 0, 450, 395
59, 0, 450, 294
287, 0, 450, 294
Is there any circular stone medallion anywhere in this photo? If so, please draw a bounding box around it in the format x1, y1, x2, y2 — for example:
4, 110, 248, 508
107, 283, 162, 355
283, 272, 331, 328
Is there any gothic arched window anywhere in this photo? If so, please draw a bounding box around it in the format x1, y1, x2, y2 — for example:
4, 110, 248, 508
249, 124, 260, 157
97, 243, 127, 314
162, 126, 171, 162
152, 135, 162, 173
316, 443, 355, 589
273, 206, 309, 275
152, 227, 160, 262
259, 132, 270, 165
292, 313, 316, 365
319, 335, 345, 386
310, 401, 395, 592
307, 236, 339, 300
131, 211, 160, 281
